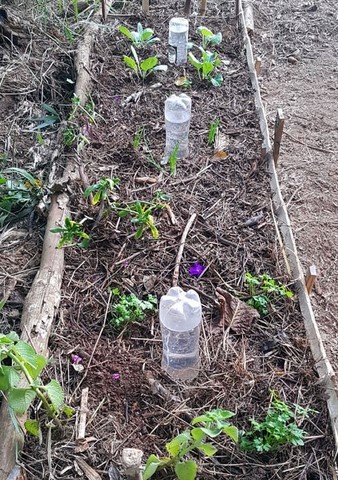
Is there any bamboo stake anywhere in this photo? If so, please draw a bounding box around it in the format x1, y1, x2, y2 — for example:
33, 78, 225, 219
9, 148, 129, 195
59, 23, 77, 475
273, 108, 285, 165
142, 0, 149, 15
184, 0, 192, 16
172, 213, 197, 286
199, 0, 207, 16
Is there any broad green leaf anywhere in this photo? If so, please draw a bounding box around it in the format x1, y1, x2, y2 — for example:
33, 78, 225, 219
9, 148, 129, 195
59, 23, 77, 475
45, 379, 64, 411
199, 427, 223, 438
197, 442, 217, 456
142, 28, 154, 40
25, 354, 47, 381
166, 431, 191, 457
3, 331, 19, 342
0, 367, 10, 390
50, 227, 65, 233
142, 454, 161, 480
137, 22, 143, 35
211, 73, 223, 87
197, 26, 213, 37
140, 57, 158, 72
63, 405, 75, 418
147, 37, 160, 45
8, 367, 21, 388
210, 32, 222, 45
7, 388, 36, 414
223, 425, 239, 442
118, 26, 133, 40
13, 340, 38, 368
25, 419, 40, 437
191, 427, 205, 441
202, 62, 214, 78
135, 225, 144, 239
175, 460, 198, 480
83, 184, 97, 197
189, 53, 202, 70
93, 190, 101, 205
123, 55, 138, 74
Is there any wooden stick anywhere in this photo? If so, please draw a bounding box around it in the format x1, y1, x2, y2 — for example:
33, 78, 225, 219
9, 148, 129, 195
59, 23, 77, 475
165, 205, 177, 225
273, 108, 285, 165
235, 0, 240, 20
77, 387, 89, 439
306, 265, 317, 295
243, 0, 254, 35
101, 0, 106, 22
255, 56, 261, 75
172, 213, 197, 286
184, 0, 192, 16
199, 0, 207, 16
142, 0, 149, 15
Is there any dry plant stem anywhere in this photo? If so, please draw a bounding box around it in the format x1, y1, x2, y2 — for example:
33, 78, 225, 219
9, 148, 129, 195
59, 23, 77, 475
0, 194, 69, 480
77, 387, 89, 439
238, 0, 338, 451
172, 213, 197, 286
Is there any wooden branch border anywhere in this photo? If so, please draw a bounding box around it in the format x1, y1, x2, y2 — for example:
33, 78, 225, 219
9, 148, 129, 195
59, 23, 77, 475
237, 0, 338, 452
0, 2, 113, 479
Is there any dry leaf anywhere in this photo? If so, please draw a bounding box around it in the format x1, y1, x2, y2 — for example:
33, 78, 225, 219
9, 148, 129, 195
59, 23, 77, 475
143, 275, 156, 291
216, 287, 259, 333
211, 150, 229, 161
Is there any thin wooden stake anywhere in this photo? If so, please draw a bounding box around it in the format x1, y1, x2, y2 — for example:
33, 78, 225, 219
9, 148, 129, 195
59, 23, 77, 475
273, 108, 285, 165
172, 213, 197, 286
243, 0, 254, 35
306, 265, 317, 295
142, 0, 149, 15
199, 0, 207, 16
255, 56, 261, 75
235, 0, 240, 20
184, 0, 192, 16
77, 387, 89, 440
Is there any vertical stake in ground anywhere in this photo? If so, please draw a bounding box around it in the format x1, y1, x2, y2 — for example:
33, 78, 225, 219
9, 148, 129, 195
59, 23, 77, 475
273, 108, 285, 165
184, 0, 192, 16
306, 265, 317, 295
142, 0, 149, 15
255, 56, 262, 75
200, 0, 207, 16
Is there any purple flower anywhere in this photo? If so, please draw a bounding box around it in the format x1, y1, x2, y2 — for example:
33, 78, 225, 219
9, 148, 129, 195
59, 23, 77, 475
189, 262, 205, 277
112, 373, 120, 380
71, 354, 82, 365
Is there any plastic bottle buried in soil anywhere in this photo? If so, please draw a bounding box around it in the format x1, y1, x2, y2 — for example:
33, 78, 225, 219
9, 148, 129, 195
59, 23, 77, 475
163, 93, 192, 163
168, 17, 189, 65
160, 286, 202, 381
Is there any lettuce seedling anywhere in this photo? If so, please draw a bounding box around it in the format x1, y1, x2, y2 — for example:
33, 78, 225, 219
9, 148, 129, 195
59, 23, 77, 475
189, 47, 223, 87
119, 23, 160, 48
123, 46, 168, 80
197, 26, 222, 49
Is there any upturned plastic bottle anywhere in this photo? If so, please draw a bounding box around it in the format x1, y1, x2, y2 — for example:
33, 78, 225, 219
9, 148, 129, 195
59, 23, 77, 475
164, 93, 191, 162
160, 286, 202, 381
168, 17, 189, 65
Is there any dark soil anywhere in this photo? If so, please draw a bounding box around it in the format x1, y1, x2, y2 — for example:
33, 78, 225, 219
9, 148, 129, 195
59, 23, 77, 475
0, 0, 335, 479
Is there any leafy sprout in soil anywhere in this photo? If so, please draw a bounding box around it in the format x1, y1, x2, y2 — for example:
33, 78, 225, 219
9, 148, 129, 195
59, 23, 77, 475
83, 176, 120, 206
143, 409, 238, 480
188, 48, 223, 87
0, 331, 73, 438
123, 46, 168, 80
50, 217, 90, 249
240, 391, 311, 453
133, 127, 144, 150
110, 288, 157, 331
119, 22, 160, 48
196, 26, 222, 50
207, 118, 220, 145
245, 272, 294, 316
0, 167, 43, 227
30, 103, 60, 131
169, 142, 180, 176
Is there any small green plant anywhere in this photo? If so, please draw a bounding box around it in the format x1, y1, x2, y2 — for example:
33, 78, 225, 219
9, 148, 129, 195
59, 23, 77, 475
118, 196, 166, 239
63, 127, 77, 146
0, 331, 72, 437
31, 103, 60, 131
143, 409, 238, 480
0, 168, 43, 227
50, 217, 90, 248
123, 46, 168, 80
169, 142, 180, 176
110, 289, 157, 331
245, 272, 293, 316
133, 127, 144, 150
196, 26, 222, 49
83, 177, 120, 206
208, 118, 220, 145
119, 23, 160, 48
240, 392, 309, 453
188, 48, 223, 87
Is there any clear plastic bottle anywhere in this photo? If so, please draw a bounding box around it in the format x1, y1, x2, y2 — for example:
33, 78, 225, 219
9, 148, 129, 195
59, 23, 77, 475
168, 17, 189, 65
164, 93, 191, 163
160, 286, 202, 381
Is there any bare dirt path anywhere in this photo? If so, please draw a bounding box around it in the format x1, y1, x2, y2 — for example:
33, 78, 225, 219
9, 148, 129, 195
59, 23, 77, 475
254, 0, 338, 371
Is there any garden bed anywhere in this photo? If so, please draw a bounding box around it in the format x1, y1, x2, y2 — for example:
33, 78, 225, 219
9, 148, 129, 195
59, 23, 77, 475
0, 0, 335, 479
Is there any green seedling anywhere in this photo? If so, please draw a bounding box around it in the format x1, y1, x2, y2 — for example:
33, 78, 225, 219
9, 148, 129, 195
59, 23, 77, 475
83, 177, 120, 206
208, 118, 220, 145
197, 26, 222, 49
240, 391, 310, 453
123, 46, 168, 80
169, 142, 180, 176
110, 288, 157, 331
31, 103, 60, 131
119, 23, 160, 48
0, 168, 43, 227
133, 127, 144, 150
118, 200, 163, 239
189, 48, 223, 87
245, 272, 293, 317
63, 127, 77, 146
50, 217, 90, 248
143, 409, 238, 480
0, 331, 73, 437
